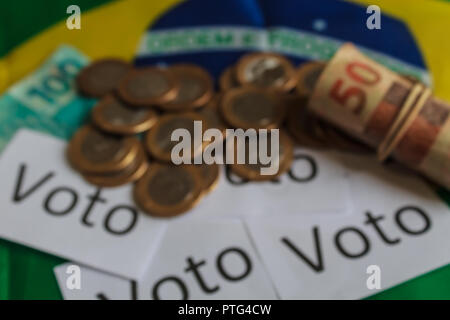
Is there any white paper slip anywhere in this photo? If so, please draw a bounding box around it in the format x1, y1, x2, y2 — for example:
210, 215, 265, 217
0, 129, 167, 279
187, 147, 351, 219
246, 156, 450, 299
54, 220, 278, 300
137, 219, 278, 300
54, 263, 135, 300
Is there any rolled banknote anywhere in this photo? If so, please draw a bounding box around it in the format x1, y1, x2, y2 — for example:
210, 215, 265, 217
308, 43, 450, 190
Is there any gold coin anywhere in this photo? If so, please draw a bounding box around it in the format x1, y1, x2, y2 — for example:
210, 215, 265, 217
83, 143, 149, 187
194, 163, 221, 194
160, 64, 214, 111
134, 163, 204, 218
77, 58, 131, 98
230, 130, 293, 181
198, 94, 227, 137
235, 52, 296, 92
219, 66, 240, 91
220, 87, 286, 130
117, 67, 179, 107
145, 112, 209, 162
67, 125, 139, 174
285, 97, 328, 149
295, 61, 326, 97
91, 94, 158, 135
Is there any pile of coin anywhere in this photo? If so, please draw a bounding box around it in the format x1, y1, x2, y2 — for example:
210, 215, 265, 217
68, 52, 369, 218
70, 59, 230, 218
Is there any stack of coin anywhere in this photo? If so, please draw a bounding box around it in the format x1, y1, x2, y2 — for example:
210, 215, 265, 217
145, 112, 209, 163
77, 59, 131, 98
229, 130, 294, 181
133, 163, 217, 218
67, 125, 148, 187
219, 55, 371, 155
217, 53, 295, 180
71, 58, 221, 218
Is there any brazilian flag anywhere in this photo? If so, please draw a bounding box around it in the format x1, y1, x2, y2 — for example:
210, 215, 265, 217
0, 0, 449, 299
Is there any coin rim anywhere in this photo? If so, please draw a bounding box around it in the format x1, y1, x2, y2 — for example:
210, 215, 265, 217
220, 87, 286, 130
235, 52, 297, 92
67, 125, 139, 173
285, 98, 329, 149
82, 144, 149, 187
230, 130, 294, 181
159, 64, 214, 111
117, 67, 179, 107
199, 93, 227, 137
145, 112, 209, 162
194, 163, 221, 194
91, 94, 159, 135
133, 163, 204, 217
77, 58, 131, 98
219, 66, 238, 92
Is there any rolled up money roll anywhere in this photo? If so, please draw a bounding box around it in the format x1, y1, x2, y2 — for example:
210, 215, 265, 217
308, 43, 450, 190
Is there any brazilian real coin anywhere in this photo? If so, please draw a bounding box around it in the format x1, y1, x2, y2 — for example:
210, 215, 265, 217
285, 96, 329, 149
295, 61, 326, 97
235, 52, 297, 92
77, 58, 131, 98
83, 143, 149, 187
134, 163, 204, 217
220, 87, 286, 130
145, 112, 209, 162
160, 64, 214, 111
117, 67, 179, 107
230, 130, 294, 181
91, 94, 158, 135
219, 66, 240, 91
67, 125, 139, 174
198, 94, 227, 137
195, 163, 221, 194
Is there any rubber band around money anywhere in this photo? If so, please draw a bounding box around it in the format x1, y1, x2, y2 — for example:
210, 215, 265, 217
377, 83, 424, 161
